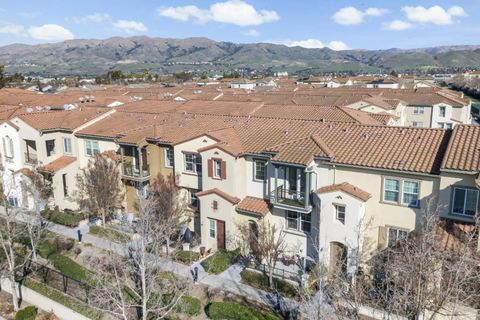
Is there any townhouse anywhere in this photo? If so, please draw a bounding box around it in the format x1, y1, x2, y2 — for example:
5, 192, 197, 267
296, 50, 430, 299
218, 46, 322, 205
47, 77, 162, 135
0, 87, 478, 278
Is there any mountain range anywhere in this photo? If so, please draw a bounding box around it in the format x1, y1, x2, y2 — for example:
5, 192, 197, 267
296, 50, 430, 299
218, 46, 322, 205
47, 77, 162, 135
1, 36, 480, 76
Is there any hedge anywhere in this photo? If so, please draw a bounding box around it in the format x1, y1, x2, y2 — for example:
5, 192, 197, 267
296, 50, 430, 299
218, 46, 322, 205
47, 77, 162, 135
15, 306, 37, 320
89, 226, 131, 243
241, 270, 298, 299
176, 296, 202, 316
206, 301, 279, 320
23, 278, 102, 320
173, 250, 200, 265
38, 240, 57, 259
202, 250, 240, 274
42, 209, 85, 227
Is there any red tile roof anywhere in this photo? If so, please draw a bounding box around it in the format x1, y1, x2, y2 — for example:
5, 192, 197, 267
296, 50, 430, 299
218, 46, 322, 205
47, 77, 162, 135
196, 188, 240, 204
236, 197, 270, 216
38, 156, 77, 173
315, 182, 371, 202
441, 125, 480, 172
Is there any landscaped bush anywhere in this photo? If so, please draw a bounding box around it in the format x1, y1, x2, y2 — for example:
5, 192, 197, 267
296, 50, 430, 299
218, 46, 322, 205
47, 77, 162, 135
206, 301, 278, 320
173, 250, 200, 265
15, 306, 37, 320
241, 270, 298, 299
89, 225, 131, 243
24, 278, 102, 320
37, 240, 57, 259
49, 254, 93, 285
202, 249, 240, 274
53, 237, 74, 252
42, 208, 85, 227
176, 296, 202, 316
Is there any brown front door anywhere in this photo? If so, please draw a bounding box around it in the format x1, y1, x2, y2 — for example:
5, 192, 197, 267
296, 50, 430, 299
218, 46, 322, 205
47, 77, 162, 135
216, 220, 226, 251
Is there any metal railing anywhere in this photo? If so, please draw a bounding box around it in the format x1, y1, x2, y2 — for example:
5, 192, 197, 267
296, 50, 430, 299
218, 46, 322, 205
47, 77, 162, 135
272, 185, 306, 208
122, 163, 150, 178
250, 262, 301, 284
24, 152, 38, 165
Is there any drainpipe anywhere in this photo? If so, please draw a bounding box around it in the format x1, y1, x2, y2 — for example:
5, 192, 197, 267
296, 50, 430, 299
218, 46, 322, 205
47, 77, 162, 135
273, 165, 278, 202
137, 146, 143, 178
305, 171, 310, 209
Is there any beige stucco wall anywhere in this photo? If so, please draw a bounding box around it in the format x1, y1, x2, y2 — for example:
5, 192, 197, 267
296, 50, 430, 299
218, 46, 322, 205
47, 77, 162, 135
405, 105, 433, 127
438, 171, 478, 223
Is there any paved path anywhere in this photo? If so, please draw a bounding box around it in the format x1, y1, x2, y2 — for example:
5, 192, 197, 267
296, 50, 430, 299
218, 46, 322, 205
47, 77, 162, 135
4, 208, 307, 313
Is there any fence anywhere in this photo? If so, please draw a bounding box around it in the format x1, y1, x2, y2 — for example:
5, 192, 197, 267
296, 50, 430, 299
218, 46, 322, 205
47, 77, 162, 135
18, 258, 93, 303
251, 262, 301, 284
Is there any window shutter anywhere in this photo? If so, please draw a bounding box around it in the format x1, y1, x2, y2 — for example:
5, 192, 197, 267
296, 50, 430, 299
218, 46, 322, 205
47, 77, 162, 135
377, 226, 388, 250
9, 138, 13, 158
221, 161, 226, 180
207, 159, 213, 177
2, 137, 6, 157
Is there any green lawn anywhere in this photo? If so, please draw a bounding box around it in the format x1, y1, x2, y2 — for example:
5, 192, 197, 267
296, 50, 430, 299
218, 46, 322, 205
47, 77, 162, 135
89, 225, 131, 243
49, 254, 94, 286
42, 209, 86, 227
23, 278, 102, 320
241, 270, 299, 299
173, 250, 201, 265
202, 250, 240, 274
206, 301, 279, 320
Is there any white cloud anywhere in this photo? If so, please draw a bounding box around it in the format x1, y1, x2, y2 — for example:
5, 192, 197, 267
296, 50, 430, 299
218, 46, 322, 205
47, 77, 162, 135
402, 5, 467, 25
74, 13, 111, 24
383, 20, 413, 31
274, 39, 350, 51
113, 20, 147, 34
0, 24, 25, 35
332, 6, 387, 25
28, 24, 74, 41
157, 0, 279, 26
244, 29, 260, 37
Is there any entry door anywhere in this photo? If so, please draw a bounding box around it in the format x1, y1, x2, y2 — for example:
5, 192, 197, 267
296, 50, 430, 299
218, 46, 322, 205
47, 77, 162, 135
216, 220, 226, 251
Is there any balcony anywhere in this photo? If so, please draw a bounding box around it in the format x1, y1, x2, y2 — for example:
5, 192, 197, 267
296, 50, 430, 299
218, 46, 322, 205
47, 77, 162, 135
273, 186, 305, 207
270, 165, 312, 213
25, 152, 38, 165
122, 163, 150, 181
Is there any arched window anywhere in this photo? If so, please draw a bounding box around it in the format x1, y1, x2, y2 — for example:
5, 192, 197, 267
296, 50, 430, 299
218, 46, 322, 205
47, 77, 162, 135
3, 135, 14, 158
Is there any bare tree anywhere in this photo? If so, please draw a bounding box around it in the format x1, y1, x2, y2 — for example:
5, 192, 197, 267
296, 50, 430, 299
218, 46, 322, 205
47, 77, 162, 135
75, 153, 123, 225
20, 168, 51, 261
90, 194, 189, 320
238, 219, 287, 289
148, 174, 188, 256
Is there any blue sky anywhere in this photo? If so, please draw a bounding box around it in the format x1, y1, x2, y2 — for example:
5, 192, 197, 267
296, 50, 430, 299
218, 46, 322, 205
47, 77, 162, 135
0, 0, 479, 50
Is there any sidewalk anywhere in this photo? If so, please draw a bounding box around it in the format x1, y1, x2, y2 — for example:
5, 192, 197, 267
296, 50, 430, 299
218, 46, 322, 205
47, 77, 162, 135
5, 208, 301, 311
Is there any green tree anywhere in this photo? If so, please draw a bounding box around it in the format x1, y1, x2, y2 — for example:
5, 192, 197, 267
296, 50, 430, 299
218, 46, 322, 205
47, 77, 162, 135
0, 65, 5, 88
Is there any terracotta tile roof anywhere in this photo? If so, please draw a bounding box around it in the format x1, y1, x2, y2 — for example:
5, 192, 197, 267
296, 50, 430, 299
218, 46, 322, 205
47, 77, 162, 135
315, 182, 371, 202
236, 197, 270, 216
196, 188, 240, 204
38, 156, 77, 173
441, 125, 480, 172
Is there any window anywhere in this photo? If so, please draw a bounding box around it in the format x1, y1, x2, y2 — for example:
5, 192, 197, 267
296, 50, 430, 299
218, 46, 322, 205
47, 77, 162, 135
254, 159, 266, 181
402, 180, 419, 207
452, 187, 479, 216
165, 148, 174, 168
184, 153, 202, 174
286, 211, 311, 233
439, 106, 446, 117
387, 227, 409, 247
335, 205, 346, 224
63, 138, 72, 154
8, 196, 18, 207
412, 121, 423, 128
214, 159, 222, 178
85, 140, 99, 156
413, 106, 424, 115
209, 219, 216, 238
384, 179, 400, 203
438, 122, 453, 129
383, 178, 420, 207
2, 136, 14, 158
46, 139, 55, 157
62, 174, 68, 197
189, 189, 198, 209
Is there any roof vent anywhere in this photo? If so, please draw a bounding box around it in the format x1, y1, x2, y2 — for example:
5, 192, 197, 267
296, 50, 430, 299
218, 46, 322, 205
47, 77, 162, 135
363, 133, 369, 139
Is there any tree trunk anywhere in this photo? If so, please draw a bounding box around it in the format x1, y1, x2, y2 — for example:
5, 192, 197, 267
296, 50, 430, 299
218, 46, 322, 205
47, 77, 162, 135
268, 266, 274, 289
9, 273, 19, 311
165, 237, 170, 257
30, 237, 37, 262
101, 208, 106, 226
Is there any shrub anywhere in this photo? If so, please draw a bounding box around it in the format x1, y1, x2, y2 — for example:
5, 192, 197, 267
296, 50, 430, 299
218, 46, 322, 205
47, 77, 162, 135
24, 278, 102, 320
206, 301, 278, 320
53, 237, 74, 252
173, 250, 200, 265
89, 226, 131, 243
15, 306, 37, 320
42, 209, 85, 227
38, 240, 57, 259
202, 249, 240, 274
176, 296, 201, 316
241, 270, 298, 299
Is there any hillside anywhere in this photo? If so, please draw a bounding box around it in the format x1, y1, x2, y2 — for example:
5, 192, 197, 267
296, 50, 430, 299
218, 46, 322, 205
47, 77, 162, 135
1, 36, 480, 76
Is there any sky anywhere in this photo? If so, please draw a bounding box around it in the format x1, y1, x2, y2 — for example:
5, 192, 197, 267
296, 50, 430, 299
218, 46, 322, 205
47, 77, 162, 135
0, 0, 479, 50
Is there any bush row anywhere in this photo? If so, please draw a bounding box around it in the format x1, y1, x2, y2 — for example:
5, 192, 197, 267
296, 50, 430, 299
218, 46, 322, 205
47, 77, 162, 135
42, 208, 86, 227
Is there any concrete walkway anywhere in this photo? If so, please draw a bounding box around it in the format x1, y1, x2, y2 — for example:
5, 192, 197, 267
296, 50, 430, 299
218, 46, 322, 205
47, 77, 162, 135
5, 208, 303, 312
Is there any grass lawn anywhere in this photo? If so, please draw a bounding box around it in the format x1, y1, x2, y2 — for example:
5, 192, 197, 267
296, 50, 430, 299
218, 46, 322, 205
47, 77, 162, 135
173, 250, 201, 265
201, 250, 240, 274
206, 301, 279, 320
23, 278, 102, 320
49, 254, 94, 286
89, 225, 131, 243
241, 270, 299, 299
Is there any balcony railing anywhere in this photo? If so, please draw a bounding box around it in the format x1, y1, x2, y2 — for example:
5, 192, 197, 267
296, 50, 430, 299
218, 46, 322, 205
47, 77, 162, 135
122, 163, 150, 180
25, 152, 38, 165
272, 185, 306, 208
